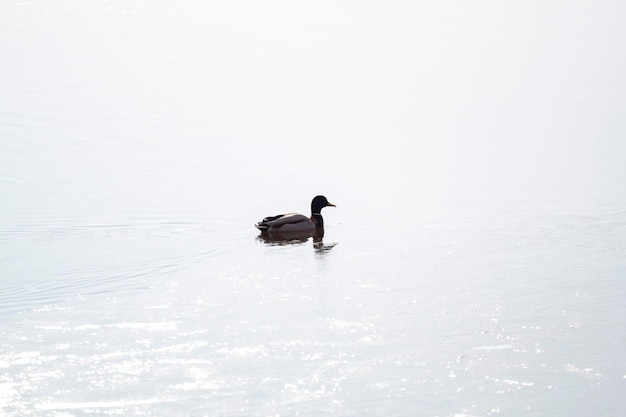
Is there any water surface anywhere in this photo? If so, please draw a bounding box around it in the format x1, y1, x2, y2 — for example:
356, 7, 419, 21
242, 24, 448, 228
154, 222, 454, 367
1, 1, 625, 416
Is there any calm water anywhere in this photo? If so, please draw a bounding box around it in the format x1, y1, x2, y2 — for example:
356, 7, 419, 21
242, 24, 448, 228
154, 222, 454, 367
1, 1, 626, 416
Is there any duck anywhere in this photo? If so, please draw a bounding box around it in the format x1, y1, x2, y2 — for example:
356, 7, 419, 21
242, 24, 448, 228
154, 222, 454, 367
255, 195, 336, 233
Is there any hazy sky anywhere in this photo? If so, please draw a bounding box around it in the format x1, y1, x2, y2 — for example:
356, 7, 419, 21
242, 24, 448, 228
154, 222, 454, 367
2, 0, 625, 218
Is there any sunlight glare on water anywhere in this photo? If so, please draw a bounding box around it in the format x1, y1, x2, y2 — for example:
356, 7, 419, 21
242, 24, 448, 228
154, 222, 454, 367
1, 1, 626, 416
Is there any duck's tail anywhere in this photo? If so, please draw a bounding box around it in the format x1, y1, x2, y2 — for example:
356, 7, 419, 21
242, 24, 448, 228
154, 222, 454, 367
255, 222, 270, 231
255, 214, 285, 232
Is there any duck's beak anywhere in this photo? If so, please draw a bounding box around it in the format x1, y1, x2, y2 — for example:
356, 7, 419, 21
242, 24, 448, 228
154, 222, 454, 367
327, 202, 336, 207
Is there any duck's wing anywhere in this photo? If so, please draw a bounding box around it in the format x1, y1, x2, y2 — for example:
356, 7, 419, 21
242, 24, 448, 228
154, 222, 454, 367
256, 213, 309, 231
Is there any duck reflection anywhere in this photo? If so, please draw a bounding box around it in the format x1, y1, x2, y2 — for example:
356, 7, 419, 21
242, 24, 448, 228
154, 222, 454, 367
256, 228, 337, 252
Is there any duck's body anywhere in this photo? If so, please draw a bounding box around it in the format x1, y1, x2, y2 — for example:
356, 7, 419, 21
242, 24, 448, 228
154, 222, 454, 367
256, 213, 317, 232
255, 195, 335, 234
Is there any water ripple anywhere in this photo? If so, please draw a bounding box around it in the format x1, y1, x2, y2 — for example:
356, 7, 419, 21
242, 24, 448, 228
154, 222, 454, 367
0, 221, 225, 316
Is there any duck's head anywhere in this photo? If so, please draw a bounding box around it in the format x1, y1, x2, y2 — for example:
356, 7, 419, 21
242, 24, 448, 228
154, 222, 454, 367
311, 195, 336, 215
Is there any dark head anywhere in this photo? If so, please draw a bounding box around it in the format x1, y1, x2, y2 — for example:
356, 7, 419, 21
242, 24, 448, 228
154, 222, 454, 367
311, 195, 336, 215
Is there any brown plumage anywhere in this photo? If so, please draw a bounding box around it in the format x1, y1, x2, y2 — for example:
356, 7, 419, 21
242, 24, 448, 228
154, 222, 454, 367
255, 195, 336, 233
